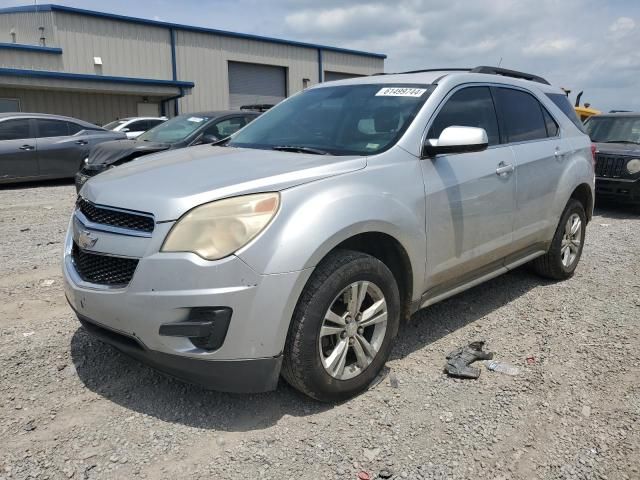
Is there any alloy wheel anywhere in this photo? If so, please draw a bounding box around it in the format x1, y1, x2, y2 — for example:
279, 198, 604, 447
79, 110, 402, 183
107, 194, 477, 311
318, 281, 388, 380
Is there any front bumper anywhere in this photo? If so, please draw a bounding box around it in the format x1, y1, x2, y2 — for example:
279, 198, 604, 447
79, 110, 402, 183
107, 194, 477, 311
595, 177, 640, 204
75, 313, 282, 392
63, 222, 312, 392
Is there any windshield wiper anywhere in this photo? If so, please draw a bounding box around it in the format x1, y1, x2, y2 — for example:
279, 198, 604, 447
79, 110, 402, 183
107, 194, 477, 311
601, 140, 640, 144
272, 145, 329, 155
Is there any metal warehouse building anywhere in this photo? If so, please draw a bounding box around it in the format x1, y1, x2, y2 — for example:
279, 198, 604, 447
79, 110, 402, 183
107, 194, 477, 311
0, 4, 385, 125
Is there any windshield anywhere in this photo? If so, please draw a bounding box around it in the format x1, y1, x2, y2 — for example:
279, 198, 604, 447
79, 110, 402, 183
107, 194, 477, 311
228, 84, 434, 155
137, 114, 211, 143
103, 120, 126, 130
585, 116, 640, 143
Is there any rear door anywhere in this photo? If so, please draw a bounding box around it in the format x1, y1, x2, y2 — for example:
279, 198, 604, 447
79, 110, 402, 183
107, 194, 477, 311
35, 118, 88, 178
421, 86, 517, 296
0, 118, 38, 181
492, 87, 569, 255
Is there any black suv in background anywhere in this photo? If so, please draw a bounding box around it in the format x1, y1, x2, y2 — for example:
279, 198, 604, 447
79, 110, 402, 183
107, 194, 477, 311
585, 113, 640, 205
0, 113, 125, 185
75, 110, 260, 191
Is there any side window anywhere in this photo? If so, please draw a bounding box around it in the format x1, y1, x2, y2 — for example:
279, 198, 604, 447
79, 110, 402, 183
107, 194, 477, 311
67, 122, 84, 135
147, 119, 164, 129
545, 93, 586, 133
210, 117, 247, 138
36, 119, 69, 138
128, 120, 148, 131
0, 119, 31, 140
428, 86, 500, 146
494, 88, 547, 143
542, 108, 559, 137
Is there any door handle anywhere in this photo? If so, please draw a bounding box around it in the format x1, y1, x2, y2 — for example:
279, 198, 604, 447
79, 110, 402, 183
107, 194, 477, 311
496, 162, 514, 176
554, 146, 565, 160
75, 140, 88, 145
19, 144, 35, 151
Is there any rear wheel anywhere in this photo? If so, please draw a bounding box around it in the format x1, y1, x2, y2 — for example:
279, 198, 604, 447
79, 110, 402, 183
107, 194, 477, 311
282, 250, 400, 402
531, 199, 586, 280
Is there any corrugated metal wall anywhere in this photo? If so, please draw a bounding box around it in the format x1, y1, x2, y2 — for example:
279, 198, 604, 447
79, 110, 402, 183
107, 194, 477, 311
53, 12, 173, 79
0, 10, 56, 47
322, 51, 384, 77
0, 9, 385, 116
175, 30, 320, 112
0, 87, 160, 125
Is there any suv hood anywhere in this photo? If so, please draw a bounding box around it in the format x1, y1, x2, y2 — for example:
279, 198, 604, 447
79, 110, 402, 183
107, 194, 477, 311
81, 145, 366, 221
595, 142, 640, 155
87, 139, 171, 168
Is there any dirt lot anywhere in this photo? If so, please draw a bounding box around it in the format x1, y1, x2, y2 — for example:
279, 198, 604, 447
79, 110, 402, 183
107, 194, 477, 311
0, 181, 638, 480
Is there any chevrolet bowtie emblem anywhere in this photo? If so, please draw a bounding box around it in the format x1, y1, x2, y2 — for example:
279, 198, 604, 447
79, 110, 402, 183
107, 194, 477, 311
78, 230, 99, 249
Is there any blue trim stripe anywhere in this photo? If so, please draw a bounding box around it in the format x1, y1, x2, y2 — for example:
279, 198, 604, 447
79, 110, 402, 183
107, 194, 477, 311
0, 67, 194, 88
0, 4, 387, 59
0, 42, 62, 54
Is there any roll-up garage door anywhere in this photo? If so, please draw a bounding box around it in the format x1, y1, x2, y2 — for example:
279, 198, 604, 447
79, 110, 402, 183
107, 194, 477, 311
228, 61, 287, 109
324, 71, 364, 82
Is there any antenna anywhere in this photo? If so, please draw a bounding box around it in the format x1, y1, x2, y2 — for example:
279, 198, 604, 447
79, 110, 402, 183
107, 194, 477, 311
497, 57, 503, 68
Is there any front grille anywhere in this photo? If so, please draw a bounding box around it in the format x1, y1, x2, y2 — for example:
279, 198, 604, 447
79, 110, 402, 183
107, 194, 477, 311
72, 243, 139, 286
595, 154, 627, 178
77, 197, 154, 233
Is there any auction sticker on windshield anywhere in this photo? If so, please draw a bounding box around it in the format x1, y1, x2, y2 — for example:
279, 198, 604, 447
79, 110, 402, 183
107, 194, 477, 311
375, 87, 427, 97
187, 117, 205, 123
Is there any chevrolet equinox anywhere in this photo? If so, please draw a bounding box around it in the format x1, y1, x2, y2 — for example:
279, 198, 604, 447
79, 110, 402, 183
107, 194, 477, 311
64, 66, 595, 401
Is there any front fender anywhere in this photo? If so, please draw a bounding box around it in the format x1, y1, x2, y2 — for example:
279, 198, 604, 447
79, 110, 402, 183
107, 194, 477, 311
237, 159, 427, 302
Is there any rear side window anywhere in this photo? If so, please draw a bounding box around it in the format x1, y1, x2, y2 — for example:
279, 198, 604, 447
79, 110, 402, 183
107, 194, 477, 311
494, 88, 547, 143
67, 122, 84, 135
428, 86, 500, 146
542, 108, 559, 137
546, 93, 586, 133
0, 119, 31, 140
36, 119, 69, 138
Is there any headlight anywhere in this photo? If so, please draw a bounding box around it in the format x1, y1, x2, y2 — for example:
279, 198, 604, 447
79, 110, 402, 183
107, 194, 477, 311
161, 193, 280, 260
626, 158, 640, 175
83, 157, 89, 165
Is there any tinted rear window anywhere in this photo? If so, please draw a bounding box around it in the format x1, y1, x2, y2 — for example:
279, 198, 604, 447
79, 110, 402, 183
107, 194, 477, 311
494, 88, 547, 143
546, 93, 586, 133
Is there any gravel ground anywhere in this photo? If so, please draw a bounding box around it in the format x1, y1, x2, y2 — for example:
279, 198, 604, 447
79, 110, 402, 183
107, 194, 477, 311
0, 181, 638, 480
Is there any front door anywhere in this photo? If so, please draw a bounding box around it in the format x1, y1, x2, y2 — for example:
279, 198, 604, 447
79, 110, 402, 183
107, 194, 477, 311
420, 86, 517, 298
0, 118, 38, 181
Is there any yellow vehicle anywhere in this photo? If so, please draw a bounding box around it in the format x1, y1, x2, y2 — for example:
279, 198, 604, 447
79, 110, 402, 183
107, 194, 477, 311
567, 90, 600, 121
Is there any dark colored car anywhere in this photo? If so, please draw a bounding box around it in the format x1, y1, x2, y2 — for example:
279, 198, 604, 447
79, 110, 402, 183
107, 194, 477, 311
75, 110, 260, 192
584, 113, 640, 204
0, 113, 126, 185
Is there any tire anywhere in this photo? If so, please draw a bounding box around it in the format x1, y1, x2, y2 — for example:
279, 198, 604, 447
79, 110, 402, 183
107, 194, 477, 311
282, 249, 401, 402
531, 199, 587, 280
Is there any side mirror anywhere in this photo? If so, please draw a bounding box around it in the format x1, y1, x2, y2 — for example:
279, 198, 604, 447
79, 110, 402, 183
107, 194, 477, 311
422, 126, 488, 158
120, 127, 130, 133
201, 133, 220, 144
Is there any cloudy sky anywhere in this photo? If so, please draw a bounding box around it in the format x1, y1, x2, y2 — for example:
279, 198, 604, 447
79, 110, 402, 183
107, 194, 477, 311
8, 0, 640, 111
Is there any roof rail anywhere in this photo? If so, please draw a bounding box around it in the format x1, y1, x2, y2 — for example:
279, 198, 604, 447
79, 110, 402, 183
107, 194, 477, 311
401, 68, 471, 74
470, 66, 550, 85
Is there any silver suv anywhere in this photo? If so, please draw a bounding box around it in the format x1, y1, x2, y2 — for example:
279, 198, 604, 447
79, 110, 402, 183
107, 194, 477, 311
63, 66, 594, 401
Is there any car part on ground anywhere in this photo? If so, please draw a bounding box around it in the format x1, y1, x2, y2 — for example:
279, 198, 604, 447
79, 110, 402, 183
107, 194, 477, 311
444, 341, 494, 379
75, 110, 260, 192
63, 66, 594, 400
0, 112, 125, 184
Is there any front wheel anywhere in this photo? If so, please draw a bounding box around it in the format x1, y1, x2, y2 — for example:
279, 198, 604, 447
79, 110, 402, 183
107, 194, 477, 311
282, 250, 400, 402
531, 199, 587, 280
